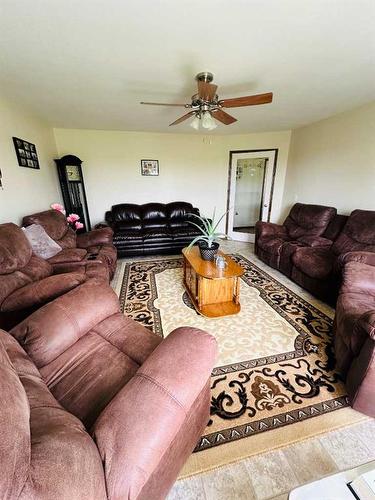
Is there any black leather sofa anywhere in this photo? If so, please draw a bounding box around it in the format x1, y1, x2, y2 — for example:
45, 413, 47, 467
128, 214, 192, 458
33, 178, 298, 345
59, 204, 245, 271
104, 202, 203, 257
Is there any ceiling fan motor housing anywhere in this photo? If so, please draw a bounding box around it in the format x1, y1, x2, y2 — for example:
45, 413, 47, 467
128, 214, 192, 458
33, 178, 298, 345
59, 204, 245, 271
195, 71, 214, 83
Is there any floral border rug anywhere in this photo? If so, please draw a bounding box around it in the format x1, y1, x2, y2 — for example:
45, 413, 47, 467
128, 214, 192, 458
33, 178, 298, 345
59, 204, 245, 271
118, 254, 353, 458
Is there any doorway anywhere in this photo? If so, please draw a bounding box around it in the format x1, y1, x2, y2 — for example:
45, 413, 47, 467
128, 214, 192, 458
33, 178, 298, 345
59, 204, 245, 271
226, 149, 278, 243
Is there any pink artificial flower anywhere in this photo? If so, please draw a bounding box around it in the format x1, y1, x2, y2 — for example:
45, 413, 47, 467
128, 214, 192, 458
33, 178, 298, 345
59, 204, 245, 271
67, 213, 80, 223
75, 221, 84, 230
51, 203, 66, 214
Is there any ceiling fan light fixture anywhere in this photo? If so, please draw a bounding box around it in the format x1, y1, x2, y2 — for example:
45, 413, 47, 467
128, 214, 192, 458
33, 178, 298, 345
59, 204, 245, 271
201, 111, 217, 130
190, 114, 200, 130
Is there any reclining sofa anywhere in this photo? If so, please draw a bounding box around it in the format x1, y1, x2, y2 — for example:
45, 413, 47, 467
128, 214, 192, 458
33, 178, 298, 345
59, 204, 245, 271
1, 280, 217, 499
22, 209, 117, 279
104, 201, 203, 257
0, 223, 105, 330
256, 204, 375, 303
334, 252, 375, 417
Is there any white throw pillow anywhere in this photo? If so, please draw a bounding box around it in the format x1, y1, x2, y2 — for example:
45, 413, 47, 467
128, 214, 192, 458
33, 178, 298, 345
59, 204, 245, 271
22, 224, 62, 260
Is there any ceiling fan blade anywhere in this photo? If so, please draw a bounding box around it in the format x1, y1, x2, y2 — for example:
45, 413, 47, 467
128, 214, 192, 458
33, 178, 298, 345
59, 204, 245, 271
140, 101, 188, 107
197, 81, 218, 101
211, 109, 237, 125
219, 92, 273, 108
169, 111, 196, 126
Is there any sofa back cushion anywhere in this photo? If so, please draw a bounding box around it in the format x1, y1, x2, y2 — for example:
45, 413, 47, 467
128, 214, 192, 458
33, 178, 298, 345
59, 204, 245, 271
323, 214, 349, 241
166, 202, 194, 229
111, 202, 197, 231
0, 330, 30, 500
111, 204, 142, 230
0, 223, 32, 275
23, 209, 67, 240
332, 209, 375, 256
284, 203, 336, 239
0, 329, 107, 500
11, 280, 120, 368
0, 224, 36, 307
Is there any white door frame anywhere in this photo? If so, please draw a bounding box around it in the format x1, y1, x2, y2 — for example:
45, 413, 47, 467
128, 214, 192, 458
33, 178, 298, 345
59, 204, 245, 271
226, 149, 278, 243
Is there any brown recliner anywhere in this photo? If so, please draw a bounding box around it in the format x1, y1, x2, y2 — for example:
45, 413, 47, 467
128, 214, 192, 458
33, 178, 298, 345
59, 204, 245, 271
3, 280, 217, 499
255, 203, 337, 274
0, 223, 104, 329
291, 209, 375, 303
334, 252, 375, 417
22, 209, 117, 279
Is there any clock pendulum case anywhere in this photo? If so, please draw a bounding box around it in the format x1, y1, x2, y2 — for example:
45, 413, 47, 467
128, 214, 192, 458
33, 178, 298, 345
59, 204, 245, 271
54, 154, 91, 232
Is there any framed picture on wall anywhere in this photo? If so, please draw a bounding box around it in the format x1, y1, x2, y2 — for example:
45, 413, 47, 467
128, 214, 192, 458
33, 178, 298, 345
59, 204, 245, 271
141, 159, 159, 176
13, 137, 40, 169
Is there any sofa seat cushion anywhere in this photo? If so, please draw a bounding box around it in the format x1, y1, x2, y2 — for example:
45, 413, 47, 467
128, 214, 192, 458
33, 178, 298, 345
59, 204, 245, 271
41, 313, 161, 429
257, 236, 289, 254
171, 227, 201, 238
143, 227, 172, 242
143, 218, 167, 230
114, 230, 143, 242
48, 248, 88, 264
292, 247, 335, 279
169, 218, 191, 229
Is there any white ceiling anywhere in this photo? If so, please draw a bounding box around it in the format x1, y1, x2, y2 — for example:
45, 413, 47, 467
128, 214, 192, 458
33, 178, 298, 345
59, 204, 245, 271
1, 0, 374, 134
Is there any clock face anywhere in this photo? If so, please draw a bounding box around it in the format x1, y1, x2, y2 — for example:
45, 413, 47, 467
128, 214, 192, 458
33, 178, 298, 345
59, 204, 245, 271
66, 165, 81, 181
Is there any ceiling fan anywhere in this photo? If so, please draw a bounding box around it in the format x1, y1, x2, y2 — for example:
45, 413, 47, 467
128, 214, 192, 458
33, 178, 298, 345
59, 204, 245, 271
140, 72, 273, 130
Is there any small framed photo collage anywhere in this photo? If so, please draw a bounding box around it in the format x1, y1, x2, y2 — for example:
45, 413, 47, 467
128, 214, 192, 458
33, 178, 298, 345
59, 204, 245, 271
13, 137, 40, 169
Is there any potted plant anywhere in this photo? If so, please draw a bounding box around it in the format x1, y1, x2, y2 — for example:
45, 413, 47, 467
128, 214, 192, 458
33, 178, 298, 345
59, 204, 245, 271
187, 208, 229, 261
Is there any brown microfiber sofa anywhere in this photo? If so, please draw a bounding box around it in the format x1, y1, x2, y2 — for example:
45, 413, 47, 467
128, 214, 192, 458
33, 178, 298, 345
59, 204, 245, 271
2, 280, 217, 499
256, 205, 375, 304
22, 209, 117, 279
334, 252, 375, 417
291, 209, 375, 303
0, 223, 106, 330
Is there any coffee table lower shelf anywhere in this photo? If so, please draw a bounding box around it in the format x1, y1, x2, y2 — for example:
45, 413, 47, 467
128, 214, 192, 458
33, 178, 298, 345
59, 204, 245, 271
184, 285, 241, 318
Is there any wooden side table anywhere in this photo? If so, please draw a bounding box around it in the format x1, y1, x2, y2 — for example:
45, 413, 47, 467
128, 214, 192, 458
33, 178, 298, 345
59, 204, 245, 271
182, 247, 244, 318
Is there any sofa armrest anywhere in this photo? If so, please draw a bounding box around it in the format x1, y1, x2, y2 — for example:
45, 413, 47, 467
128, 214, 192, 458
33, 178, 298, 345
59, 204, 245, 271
340, 261, 375, 297
76, 227, 114, 248
297, 235, 333, 248
337, 251, 375, 269
1, 272, 85, 313
255, 221, 287, 240
10, 280, 120, 368
93, 326, 217, 500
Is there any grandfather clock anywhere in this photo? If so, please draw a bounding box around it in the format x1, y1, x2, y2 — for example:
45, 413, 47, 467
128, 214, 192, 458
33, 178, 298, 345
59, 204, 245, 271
54, 154, 91, 231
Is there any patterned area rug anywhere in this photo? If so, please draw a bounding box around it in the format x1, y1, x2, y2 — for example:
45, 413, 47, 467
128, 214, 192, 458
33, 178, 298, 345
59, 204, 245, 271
118, 254, 364, 476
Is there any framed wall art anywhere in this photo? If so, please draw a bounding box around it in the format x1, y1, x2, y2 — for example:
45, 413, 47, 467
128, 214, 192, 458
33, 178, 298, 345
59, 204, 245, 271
141, 159, 159, 176
13, 137, 40, 169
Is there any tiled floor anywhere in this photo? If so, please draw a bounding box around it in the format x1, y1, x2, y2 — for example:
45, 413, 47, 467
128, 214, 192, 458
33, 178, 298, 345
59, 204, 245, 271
112, 240, 375, 500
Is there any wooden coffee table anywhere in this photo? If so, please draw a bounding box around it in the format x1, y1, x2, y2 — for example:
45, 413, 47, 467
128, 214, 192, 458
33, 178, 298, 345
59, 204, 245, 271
182, 246, 244, 318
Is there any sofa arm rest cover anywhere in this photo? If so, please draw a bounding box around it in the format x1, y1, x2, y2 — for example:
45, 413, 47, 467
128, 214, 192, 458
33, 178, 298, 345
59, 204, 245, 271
10, 280, 120, 368
93, 326, 217, 500
77, 227, 114, 248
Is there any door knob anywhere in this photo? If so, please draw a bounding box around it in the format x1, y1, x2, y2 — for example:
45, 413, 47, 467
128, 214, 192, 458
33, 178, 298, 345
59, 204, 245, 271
264, 204, 268, 208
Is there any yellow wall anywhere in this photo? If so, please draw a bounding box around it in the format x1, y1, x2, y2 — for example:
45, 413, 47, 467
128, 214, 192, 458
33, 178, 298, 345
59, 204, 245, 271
282, 101, 375, 219
0, 94, 60, 224
53, 128, 291, 227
